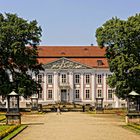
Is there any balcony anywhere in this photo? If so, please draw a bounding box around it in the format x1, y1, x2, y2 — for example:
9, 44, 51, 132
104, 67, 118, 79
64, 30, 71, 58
58, 82, 70, 88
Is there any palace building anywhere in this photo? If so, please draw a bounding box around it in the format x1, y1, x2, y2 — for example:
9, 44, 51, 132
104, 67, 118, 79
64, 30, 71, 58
29, 46, 126, 108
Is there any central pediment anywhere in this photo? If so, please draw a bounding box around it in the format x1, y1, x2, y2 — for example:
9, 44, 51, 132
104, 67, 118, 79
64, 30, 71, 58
43, 57, 92, 69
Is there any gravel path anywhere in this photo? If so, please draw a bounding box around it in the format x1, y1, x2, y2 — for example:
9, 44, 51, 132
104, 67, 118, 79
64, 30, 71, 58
13, 112, 140, 140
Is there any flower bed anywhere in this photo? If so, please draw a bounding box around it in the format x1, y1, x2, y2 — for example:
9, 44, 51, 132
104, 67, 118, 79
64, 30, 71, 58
127, 123, 140, 130
0, 124, 20, 139
0, 115, 6, 122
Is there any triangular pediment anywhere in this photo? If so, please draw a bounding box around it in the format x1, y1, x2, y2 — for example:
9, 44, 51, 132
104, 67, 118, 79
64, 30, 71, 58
43, 57, 92, 69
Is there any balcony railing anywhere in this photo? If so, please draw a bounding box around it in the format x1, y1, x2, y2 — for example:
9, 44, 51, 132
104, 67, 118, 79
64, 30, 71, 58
58, 82, 70, 88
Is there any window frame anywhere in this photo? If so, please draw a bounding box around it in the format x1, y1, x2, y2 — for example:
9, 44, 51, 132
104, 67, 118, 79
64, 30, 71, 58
108, 89, 113, 100
61, 74, 67, 83
97, 74, 102, 84
85, 74, 90, 84
47, 74, 53, 84
97, 89, 102, 98
75, 89, 80, 99
38, 74, 43, 83
47, 89, 53, 99
75, 74, 80, 84
97, 60, 103, 66
85, 89, 90, 99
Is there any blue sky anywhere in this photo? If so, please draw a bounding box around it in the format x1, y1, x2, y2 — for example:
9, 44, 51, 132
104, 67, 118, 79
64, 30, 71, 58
0, 0, 140, 46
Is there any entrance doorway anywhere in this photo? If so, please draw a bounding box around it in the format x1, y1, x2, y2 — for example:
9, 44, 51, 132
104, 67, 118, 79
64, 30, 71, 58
61, 89, 68, 102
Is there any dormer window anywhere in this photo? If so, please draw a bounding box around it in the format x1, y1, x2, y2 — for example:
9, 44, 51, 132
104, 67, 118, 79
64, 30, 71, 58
97, 60, 103, 66
84, 48, 88, 51
61, 52, 65, 55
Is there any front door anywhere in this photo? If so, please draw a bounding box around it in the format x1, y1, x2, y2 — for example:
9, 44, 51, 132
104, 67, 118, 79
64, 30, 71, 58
61, 89, 67, 102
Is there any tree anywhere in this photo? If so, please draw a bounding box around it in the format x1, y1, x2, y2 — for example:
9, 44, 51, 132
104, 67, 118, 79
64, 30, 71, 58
0, 13, 43, 97
96, 13, 140, 98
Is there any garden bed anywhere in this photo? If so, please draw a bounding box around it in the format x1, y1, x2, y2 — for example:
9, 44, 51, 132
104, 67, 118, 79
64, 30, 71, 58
0, 114, 6, 122
123, 123, 140, 134
0, 124, 27, 139
2, 125, 27, 140
0, 124, 19, 139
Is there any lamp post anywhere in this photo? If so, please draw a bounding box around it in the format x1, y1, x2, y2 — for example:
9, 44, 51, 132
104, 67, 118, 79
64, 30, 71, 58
127, 91, 140, 114
31, 94, 38, 111
5, 91, 21, 124
95, 97, 104, 113
125, 91, 140, 124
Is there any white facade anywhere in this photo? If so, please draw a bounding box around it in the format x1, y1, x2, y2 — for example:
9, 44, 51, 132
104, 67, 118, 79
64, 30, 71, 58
35, 58, 126, 108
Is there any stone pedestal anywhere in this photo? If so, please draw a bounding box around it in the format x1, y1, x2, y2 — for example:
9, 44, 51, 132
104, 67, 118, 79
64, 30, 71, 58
6, 112, 21, 125
125, 114, 140, 124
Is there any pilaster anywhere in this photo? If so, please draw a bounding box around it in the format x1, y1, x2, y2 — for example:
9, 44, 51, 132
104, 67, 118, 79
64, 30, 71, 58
81, 73, 84, 101
44, 73, 47, 101
54, 72, 58, 101
114, 95, 119, 108
91, 73, 95, 102
69, 72, 74, 102
103, 73, 107, 102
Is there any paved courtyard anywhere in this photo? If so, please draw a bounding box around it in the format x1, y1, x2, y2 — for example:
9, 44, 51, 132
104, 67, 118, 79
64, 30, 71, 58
13, 112, 140, 140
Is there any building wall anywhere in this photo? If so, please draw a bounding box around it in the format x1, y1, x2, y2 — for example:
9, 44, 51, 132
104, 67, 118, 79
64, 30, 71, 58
36, 68, 126, 108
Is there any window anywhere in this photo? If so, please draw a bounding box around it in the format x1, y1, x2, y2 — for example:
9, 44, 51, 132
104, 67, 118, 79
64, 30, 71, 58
75, 89, 80, 99
97, 74, 102, 84
121, 103, 126, 108
38, 74, 43, 83
97, 60, 103, 66
38, 90, 42, 99
85, 89, 90, 99
75, 74, 80, 84
47, 74, 53, 84
85, 74, 90, 84
108, 74, 112, 78
97, 89, 102, 98
107, 103, 113, 108
61, 74, 67, 83
108, 89, 113, 100
48, 90, 53, 99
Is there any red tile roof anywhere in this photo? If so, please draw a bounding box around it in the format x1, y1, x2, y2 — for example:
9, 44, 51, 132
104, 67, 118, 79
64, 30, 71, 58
37, 46, 109, 68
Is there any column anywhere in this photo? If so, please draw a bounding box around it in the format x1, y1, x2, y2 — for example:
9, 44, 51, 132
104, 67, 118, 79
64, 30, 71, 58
103, 73, 107, 102
91, 73, 95, 102
81, 73, 84, 101
44, 72, 47, 101
69, 72, 74, 102
54, 72, 58, 102
114, 95, 119, 108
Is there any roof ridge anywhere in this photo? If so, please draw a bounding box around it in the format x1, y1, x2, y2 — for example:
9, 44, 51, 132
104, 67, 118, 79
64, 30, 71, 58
37, 46, 100, 47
